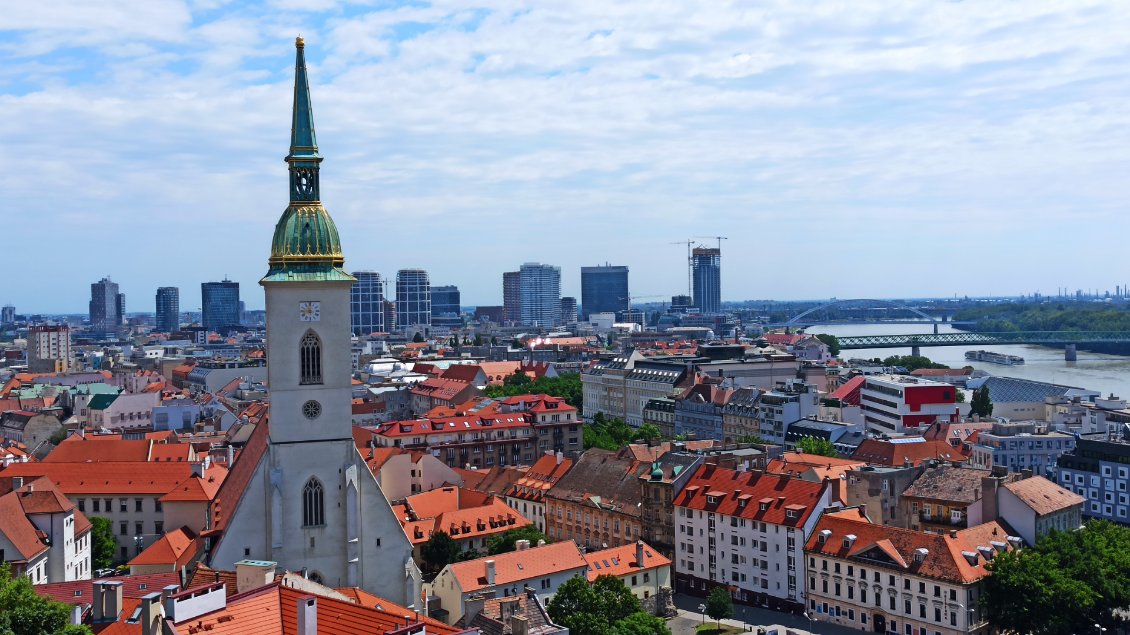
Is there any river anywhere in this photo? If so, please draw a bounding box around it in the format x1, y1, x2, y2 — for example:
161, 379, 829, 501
805, 323, 1130, 399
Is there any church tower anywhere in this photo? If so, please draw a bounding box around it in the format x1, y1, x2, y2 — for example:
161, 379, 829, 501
209, 38, 420, 604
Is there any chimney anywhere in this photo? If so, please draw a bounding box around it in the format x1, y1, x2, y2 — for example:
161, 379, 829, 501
636, 541, 645, 568
515, 539, 530, 551
235, 559, 277, 593
190, 462, 204, 478
485, 559, 496, 585
139, 592, 163, 635
511, 614, 529, 635
226, 444, 235, 465
464, 594, 486, 624
69, 604, 83, 626
162, 584, 179, 604
537, 539, 546, 547
556, 450, 563, 465
92, 581, 108, 622
103, 581, 124, 622
297, 597, 317, 635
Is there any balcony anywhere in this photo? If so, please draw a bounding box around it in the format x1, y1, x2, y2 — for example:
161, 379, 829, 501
919, 512, 967, 528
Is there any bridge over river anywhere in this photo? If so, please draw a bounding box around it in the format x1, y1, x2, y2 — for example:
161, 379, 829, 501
837, 331, 1130, 360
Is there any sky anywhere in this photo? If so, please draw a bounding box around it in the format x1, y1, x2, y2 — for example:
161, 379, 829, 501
3, 1, 1130, 314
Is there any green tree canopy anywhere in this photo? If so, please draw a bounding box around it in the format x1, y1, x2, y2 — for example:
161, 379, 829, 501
970, 386, 994, 418
815, 333, 841, 356
880, 355, 950, 372
0, 564, 90, 634
584, 414, 635, 450
796, 437, 838, 457
482, 372, 582, 409
981, 521, 1130, 635
420, 530, 460, 573
412, 332, 425, 343
486, 526, 549, 555
90, 516, 116, 569
636, 424, 662, 442
547, 575, 664, 635
705, 587, 734, 627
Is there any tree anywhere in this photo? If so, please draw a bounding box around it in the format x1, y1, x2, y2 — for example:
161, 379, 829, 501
412, 332, 425, 343
474, 334, 483, 346
47, 427, 69, 446
980, 521, 1130, 635
0, 564, 90, 634
880, 354, 950, 372
486, 526, 549, 555
503, 369, 534, 388
815, 333, 840, 356
637, 424, 662, 442
420, 530, 460, 573
547, 575, 650, 635
796, 437, 838, 457
90, 516, 117, 570
610, 611, 671, 635
705, 587, 733, 630
970, 386, 994, 418
955, 389, 966, 403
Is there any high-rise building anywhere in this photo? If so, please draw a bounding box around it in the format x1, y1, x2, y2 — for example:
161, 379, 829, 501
27, 325, 72, 373
155, 287, 180, 333
519, 262, 561, 328
691, 247, 721, 314
207, 37, 417, 603
671, 294, 692, 313
1, 305, 14, 324
382, 299, 397, 333
201, 280, 240, 331
503, 271, 521, 324
396, 269, 431, 329
580, 264, 628, 320
350, 271, 385, 335
89, 277, 120, 337
430, 285, 461, 328
560, 296, 578, 326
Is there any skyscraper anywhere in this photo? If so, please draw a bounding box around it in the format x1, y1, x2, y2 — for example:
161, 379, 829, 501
519, 262, 561, 327
116, 293, 127, 325
692, 247, 721, 313
201, 280, 240, 331
560, 296, 578, 326
580, 264, 629, 320
27, 325, 72, 373
396, 269, 431, 329
0, 305, 14, 324
155, 287, 180, 333
89, 277, 120, 337
503, 271, 521, 324
430, 285, 461, 328
350, 271, 385, 335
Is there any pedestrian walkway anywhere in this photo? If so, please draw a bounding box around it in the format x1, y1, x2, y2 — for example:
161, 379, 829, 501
669, 593, 862, 635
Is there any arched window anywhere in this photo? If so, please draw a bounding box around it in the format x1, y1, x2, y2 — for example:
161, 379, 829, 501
300, 331, 322, 385
302, 478, 325, 527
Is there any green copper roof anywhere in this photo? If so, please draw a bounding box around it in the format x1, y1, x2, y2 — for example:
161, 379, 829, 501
264, 37, 351, 285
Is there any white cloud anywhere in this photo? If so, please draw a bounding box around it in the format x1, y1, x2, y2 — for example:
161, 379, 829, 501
2, 0, 1130, 312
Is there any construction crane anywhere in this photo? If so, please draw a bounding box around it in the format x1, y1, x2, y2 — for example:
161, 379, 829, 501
620, 295, 665, 315
670, 240, 695, 297
695, 235, 730, 251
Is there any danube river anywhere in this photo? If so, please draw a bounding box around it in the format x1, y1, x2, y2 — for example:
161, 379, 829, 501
806, 323, 1130, 399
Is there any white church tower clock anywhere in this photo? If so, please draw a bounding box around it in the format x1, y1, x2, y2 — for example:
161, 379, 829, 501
208, 37, 420, 605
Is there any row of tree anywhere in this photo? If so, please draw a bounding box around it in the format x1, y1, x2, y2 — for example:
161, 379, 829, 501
954, 302, 1130, 333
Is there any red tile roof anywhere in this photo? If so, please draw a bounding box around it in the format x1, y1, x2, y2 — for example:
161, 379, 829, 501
583, 541, 671, 581
1, 462, 197, 496
161, 464, 228, 503
829, 375, 866, 405
34, 572, 181, 606
448, 541, 588, 593
1002, 476, 1086, 516
673, 464, 830, 527
851, 437, 967, 467
397, 487, 530, 545
805, 508, 1019, 585
128, 526, 200, 569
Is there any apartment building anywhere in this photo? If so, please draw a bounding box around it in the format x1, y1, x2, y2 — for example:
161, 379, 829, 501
967, 421, 1075, 475
672, 464, 835, 611
805, 508, 1019, 635
1055, 434, 1130, 523
544, 449, 644, 549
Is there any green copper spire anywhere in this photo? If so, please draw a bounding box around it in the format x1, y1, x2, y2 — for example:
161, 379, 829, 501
264, 37, 353, 285
287, 36, 321, 203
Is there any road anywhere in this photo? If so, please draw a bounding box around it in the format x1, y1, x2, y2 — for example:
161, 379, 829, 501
668, 594, 863, 635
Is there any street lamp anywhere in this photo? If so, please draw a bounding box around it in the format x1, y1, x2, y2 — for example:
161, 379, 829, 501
699, 603, 707, 625
1095, 624, 1106, 635
133, 535, 144, 555
803, 611, 815, 634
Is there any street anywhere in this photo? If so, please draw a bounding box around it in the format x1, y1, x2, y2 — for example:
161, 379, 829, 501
667, 593, 864, 635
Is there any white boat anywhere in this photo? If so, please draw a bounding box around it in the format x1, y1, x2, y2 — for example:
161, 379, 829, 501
965, 350, 1025, 365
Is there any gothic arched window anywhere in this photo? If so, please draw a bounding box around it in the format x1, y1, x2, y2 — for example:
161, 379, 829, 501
303, 478, 325, 527
300, 330, 322, 385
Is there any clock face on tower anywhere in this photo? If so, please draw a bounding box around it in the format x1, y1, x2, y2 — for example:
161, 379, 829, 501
298, 301, 321, 321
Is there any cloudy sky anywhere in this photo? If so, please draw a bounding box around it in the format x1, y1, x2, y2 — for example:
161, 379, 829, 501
3, 1, 1130, 314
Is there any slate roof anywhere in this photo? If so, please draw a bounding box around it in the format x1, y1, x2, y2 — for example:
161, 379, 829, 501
545, 449, 643, 518
902, 464, 992, 505
966, 376, 1089, 403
